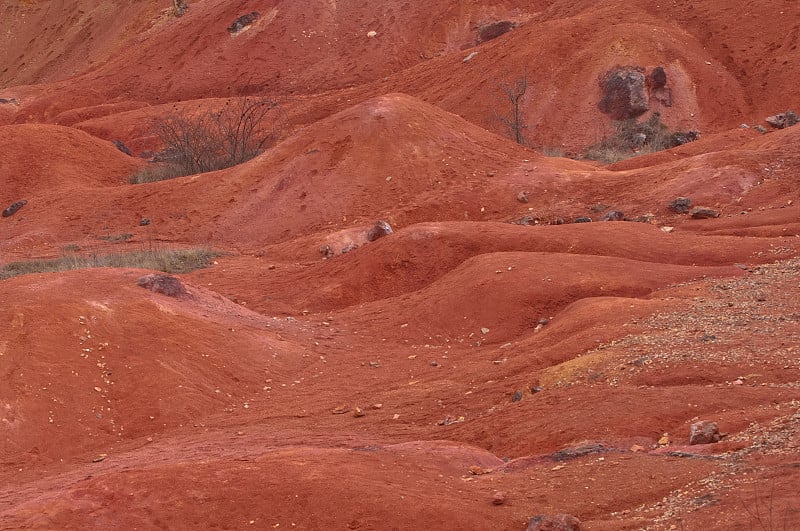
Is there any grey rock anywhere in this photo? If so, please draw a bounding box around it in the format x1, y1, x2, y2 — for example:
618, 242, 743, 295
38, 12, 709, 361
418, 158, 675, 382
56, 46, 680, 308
690, 420, 721, 445
669, 197, 692, 214
366, 220, 393, 242
600, 210, 625, 221
2, 200, 27, 218
690, 207, 720, 219
573, 217, 592, 223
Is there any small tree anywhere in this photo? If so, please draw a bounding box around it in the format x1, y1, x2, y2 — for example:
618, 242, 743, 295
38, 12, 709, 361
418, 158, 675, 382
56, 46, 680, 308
494, 69, 530, 145
155, 96, 280, 177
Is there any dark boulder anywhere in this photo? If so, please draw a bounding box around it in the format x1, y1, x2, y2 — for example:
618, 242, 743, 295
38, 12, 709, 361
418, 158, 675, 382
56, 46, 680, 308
478, 21, 516, 42
598, 66, 649, 120
573, 217, 592, 223
2, 200, 27, 218
668, 197, 692, 214
648, 66, 667, 89
228, 11, 260, 34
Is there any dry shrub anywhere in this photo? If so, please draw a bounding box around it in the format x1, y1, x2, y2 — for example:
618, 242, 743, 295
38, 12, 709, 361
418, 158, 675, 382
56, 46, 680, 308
1, 248, 219, 279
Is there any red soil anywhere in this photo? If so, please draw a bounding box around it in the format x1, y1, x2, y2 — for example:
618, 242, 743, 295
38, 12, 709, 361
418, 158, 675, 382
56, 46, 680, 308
1, 1, 799, 529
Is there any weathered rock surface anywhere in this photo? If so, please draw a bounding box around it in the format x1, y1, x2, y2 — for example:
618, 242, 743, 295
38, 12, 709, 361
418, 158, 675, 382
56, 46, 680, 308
598, 66, 649, 120
527, 514, 582, 531
137, 274, 187, 297
690, 420, 722, 445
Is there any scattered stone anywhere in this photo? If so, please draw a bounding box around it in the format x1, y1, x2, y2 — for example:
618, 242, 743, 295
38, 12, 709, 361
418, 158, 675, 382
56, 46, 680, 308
573, 217, 592, 223
332, 405, 350, 415
765, 110, 799, 129
658, 434, 670, 446
530, 386, 543, 394
2, 200, 27, 218
661, 226, 675, 233
517, 191, 529, 203
437, 415, 465, 426
430, 360, 439, 367
668, 197, 692, 214
514, 215, 535, 226
173, 0, 188, 16
92, 454, 108, 463
491, 491, 507, 505
478, 21, 516, 43
366, 220, 393, 242
690, 207, 720, 219
139, 217, 151, 226
462, 51, 478, 63
227, 11, 260, 34
341, 243, 359, 253
512, 390, 523, 402
551, 442, 606, 461
136, 274, 187, 297
112, 140, 132, 156
690, 420, 722, 445
366, 30, 377, 38
469, 465, 490, 475
600, 210, 624, 221
0, 97, 18, 105
319, 245, 334, 259
353, 407, 365, 418
480, 327, 490, 334
598, 66, 649, 120
527, 514, 581, 531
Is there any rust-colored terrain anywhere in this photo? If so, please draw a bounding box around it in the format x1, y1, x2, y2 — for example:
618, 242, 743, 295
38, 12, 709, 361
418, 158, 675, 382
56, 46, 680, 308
1, 1, 799, 529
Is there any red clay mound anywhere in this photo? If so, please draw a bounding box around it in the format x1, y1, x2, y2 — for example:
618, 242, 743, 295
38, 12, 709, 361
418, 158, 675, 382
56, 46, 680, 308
0, 268, 308, 469
208, 92, 590, 245
0, 123, 141, 200
219, 221, 797, 315
341, 252, 741, 343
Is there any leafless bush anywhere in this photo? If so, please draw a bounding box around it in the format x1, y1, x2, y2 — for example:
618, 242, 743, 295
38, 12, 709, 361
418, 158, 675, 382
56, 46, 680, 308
154, 97, 280, 178
494, 69, 530, 145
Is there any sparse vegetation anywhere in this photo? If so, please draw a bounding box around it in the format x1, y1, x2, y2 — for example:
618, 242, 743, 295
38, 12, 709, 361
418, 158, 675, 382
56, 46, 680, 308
128, 164, 187, 184
584, 112, 698, 163
494, 69, 530, 145
0, 248, 219, 280
132, 96, 281, 183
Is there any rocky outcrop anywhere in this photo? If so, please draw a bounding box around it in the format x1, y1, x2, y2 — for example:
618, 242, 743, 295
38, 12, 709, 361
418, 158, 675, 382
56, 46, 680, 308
598, 66, 649, 120
690, 420, 722, 445
668, 197, 692, 214
765, 111, 799, 129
